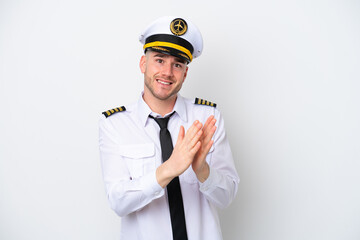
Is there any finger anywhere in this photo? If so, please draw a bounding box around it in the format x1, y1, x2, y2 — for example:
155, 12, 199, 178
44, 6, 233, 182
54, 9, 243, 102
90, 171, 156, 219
202, 124, 217, 147
188, 129, 203, 149
202, 117, 216, 139
206, 118, 217, 132
183, 120, 202, 143
190, 141, 202, 155
204, 139, 214, 155
176, 125, 185, 145
203, 115, 215, 132
197, 139, 214, 160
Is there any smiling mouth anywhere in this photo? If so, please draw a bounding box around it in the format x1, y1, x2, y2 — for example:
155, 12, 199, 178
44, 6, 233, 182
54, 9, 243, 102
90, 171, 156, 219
157, 79, 172, 85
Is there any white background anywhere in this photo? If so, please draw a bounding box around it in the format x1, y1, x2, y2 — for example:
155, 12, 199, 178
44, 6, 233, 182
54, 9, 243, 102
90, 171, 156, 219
1, 0, 360, 239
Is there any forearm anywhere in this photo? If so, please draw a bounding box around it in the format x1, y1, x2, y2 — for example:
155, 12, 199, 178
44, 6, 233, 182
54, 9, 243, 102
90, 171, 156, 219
156, 161, 175, 188
106, 170, 164, 217
199, 166, 239, 209
198, 110, 239, 208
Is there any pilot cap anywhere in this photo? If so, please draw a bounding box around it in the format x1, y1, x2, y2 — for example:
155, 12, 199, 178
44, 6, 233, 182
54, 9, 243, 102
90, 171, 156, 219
139, 16, 203, 63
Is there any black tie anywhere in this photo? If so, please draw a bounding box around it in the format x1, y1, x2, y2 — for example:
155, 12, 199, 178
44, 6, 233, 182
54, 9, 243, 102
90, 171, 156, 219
150, 113, 188, 240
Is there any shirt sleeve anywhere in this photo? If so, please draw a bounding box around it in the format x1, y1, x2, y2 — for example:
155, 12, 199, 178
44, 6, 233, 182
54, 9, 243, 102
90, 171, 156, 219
199, 109, 240, 209
99, 116, 164, 217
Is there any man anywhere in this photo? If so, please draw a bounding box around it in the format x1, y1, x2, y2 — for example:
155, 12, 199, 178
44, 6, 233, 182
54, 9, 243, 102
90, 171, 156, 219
99, 16, 239, 240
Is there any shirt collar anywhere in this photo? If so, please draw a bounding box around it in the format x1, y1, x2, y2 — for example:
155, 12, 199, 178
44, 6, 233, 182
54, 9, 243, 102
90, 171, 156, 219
173, 94, 188, 122
137, 92, 188, 127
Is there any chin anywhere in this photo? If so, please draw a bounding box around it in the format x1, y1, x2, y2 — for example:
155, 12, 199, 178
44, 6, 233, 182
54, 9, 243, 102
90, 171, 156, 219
154, 92, 176, 101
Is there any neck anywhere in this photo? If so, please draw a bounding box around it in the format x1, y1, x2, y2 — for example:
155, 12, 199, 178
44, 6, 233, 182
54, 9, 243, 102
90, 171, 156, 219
143, 92, 177, 117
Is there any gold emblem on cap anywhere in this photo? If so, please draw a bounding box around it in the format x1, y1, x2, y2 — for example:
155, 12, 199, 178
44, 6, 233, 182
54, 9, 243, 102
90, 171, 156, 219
170, 18, 187, 36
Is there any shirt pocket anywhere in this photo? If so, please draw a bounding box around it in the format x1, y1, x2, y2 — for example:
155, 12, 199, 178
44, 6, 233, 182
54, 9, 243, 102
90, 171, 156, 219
119, 143, 155, 180
181, 145, 215, 184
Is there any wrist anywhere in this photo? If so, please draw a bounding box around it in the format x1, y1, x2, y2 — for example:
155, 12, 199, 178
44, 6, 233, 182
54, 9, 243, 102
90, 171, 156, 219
156, 161, 176, 188
196, 162, 210, 183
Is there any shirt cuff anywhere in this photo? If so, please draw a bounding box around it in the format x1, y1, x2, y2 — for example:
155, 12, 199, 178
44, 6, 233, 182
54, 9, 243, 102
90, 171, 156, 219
199, 166, 220, 194
140, 169, 164, 199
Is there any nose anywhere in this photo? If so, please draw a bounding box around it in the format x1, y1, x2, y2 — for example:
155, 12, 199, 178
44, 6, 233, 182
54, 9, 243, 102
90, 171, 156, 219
161, 62, 173, 78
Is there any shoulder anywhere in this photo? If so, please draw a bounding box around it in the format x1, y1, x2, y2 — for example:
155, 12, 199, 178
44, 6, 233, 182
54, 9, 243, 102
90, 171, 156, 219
182, 97, 224, 127
193, 97, 217, 108
183, 97, 220, 118
99, 104, 134, 133
102, 106, 127, 118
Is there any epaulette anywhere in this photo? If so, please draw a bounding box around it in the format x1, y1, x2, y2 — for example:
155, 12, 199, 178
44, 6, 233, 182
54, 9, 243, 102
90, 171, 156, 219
102, 106, 126, 118
194, 97, 217, 108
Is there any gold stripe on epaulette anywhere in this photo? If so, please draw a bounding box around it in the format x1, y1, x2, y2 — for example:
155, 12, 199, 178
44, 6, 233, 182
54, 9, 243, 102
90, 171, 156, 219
194, 98, 217, 108
102, 106, 126, 118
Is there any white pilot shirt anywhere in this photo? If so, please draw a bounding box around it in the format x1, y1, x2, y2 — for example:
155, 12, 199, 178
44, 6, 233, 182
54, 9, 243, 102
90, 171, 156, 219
99, 94, 239, 240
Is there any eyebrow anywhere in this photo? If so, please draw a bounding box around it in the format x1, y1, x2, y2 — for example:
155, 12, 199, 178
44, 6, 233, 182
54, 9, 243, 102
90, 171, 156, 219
153, 53, 187, 64
153, 53, 167, 58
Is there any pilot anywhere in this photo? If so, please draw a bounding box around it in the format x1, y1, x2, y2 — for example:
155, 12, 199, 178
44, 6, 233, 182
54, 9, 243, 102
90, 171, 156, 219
99, 16, 239, 240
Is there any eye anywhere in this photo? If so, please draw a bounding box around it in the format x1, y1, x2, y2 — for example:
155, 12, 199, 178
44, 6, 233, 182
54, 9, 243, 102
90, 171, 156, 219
155, 58, 164, 63
174, 63, 183, 69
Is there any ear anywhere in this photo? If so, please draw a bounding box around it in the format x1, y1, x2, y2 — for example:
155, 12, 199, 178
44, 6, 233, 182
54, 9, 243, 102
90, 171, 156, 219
139, 55, 146, 73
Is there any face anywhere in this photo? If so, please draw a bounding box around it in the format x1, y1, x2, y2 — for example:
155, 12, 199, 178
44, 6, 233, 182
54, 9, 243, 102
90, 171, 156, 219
140, 51, 188, 103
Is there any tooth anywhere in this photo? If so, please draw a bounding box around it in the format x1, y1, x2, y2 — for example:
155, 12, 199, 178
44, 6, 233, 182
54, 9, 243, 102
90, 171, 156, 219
158, 80, 170, 85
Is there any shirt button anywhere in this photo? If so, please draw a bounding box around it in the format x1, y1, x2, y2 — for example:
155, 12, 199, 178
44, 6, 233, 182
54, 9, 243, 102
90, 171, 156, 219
155, 191, 160, 195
